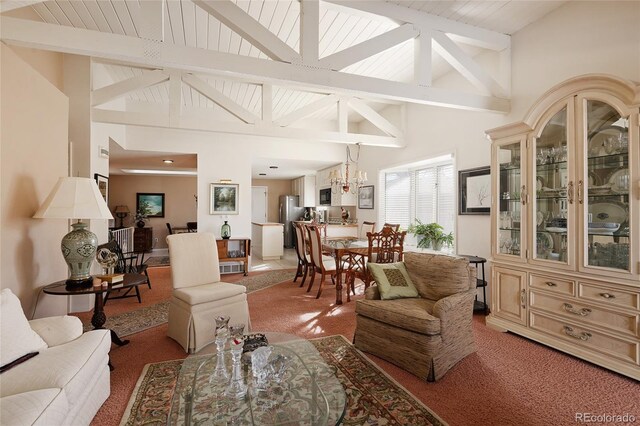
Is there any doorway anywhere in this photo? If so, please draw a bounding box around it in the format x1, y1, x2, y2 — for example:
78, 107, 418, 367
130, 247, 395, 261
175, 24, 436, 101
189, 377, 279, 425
251, 186, 268, 223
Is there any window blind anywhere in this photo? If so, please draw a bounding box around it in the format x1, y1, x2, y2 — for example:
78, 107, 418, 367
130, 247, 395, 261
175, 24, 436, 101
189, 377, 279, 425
383, 172, 411, 230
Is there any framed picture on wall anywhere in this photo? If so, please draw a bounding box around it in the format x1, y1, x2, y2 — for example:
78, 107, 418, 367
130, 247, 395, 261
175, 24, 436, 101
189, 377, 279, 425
358, 185, 374, 209
210, 183, 239, 214
459, 166, 491, 215
94, 173, 108, 204
137, 193, 165, 218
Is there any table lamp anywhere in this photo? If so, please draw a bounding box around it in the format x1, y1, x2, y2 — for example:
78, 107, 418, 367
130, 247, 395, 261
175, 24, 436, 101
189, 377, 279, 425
33, 177, 114, 287
114, 205, 130, 228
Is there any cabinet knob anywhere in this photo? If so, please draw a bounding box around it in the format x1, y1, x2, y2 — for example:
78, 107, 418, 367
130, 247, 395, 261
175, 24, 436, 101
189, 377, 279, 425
520, 289, 526, 308
545, 281, 557, 287
599, 292, 616, 299
568, 181, 574, 204
577, 180, 584, 204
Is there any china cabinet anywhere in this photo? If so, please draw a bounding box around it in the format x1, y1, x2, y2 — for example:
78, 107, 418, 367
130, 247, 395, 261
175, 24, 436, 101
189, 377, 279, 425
486, 75, 640, 380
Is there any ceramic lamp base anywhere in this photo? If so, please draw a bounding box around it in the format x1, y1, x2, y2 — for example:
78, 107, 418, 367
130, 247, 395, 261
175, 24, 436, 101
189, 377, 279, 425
62, 222, 98, 285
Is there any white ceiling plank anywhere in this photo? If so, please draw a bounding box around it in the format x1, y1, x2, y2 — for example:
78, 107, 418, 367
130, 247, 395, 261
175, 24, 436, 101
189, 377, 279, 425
300, 0, 319, 63
82, 0, 113, 33
325, 0, 510, 50
56, 1, 87, 28
206, 7, 221, 50
0, 1, 45, 13
96, 0, 124, 35
69, 1, 99, 31
348, 97, 402, 137
182, 0, 197, 47
322, 1, 400, 26
2, 17, 509, 112
182, 73, 260, 123
277, 0, 300, 51
319, 23, 417, 71
330, 16, 367, 54
92, 69, 169, 106
166, 0, 185, 45
193, 0, 301, 62
43, 2, 72, 27
432, 31, 506, 97
93, 108, 403, 147
274, 94, 338, 127
414, 30, 431, 86
194, 3, 208, 49
31, 2, 58, 24
111, 0, 138, 37
318, 8, 350, 57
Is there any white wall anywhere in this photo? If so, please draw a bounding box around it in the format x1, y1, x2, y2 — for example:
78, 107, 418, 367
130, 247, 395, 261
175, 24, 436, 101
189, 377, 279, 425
355, 1, 640, 300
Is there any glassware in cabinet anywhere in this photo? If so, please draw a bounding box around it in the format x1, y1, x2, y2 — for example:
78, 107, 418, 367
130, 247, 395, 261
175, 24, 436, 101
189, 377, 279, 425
497, 142, 523, 257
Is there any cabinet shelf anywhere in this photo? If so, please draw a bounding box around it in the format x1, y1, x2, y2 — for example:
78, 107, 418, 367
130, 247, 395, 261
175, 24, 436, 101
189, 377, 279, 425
536, 160, 567, 172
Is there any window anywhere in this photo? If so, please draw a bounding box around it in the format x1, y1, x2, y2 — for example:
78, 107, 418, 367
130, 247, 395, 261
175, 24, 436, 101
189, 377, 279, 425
381, 157, 455, 241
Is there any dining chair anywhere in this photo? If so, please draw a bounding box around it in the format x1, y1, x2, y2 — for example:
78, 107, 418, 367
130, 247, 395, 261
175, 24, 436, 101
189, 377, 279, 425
383, 223, 400, 232
96, 240, 145, 303
166, 223, 174, 235
292, 222, 310, 287
360, 221, 376, 239
305, 224, 337, 299
186, 222, 197, 232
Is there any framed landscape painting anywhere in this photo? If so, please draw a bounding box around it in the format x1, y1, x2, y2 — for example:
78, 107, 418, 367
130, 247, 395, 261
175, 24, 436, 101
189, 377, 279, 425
358, 185, 374, 209
94, 173, 108, 204
210, 183, 239, 214
137, 193, 165, 218
459, 166, 491, 215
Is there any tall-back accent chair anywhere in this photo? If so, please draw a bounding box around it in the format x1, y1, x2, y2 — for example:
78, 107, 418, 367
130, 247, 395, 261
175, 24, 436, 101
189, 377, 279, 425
166, 232, 251, 353
292, 222, 310, 287
305, 224, 336, 299
382, 223, 400, 232
360, 221, 376, 239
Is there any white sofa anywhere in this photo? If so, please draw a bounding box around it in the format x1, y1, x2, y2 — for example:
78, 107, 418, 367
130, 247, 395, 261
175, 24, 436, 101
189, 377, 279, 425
0, 290, 111, 426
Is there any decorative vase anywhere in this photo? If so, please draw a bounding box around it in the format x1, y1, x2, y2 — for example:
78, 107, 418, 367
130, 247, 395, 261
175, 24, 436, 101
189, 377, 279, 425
62, 222, 97, 286
136, 220, 145, 228
221, 221, 231, 239
224, 336, 247, 399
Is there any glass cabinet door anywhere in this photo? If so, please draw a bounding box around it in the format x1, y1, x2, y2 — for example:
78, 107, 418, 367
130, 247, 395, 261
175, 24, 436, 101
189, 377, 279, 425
497, 140, 523, 259
533, 107, 570, 265
584, 100, 630, 272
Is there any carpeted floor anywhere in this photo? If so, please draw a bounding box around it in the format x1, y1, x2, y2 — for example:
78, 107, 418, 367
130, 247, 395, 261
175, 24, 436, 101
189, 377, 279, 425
145, 256, 170, 267
89, 267, 640, 426
121, 335, 445, 426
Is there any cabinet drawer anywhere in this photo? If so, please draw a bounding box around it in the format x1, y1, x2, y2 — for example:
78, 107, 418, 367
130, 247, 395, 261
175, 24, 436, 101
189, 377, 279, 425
530, 274, 574, 296
578, 282, 640, 312
530, 311, 639, 365
530, 291, 638, 337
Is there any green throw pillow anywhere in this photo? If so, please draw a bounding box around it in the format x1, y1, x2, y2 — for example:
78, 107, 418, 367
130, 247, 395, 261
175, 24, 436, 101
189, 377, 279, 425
368, 262, 419, 300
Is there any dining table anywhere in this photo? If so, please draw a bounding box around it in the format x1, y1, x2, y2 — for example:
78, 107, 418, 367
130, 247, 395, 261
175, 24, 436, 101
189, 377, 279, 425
321, 237, 370, 305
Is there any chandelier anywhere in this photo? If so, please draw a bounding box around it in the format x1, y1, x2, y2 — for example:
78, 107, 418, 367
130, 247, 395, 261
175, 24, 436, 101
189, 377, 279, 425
329, 143, 367, 194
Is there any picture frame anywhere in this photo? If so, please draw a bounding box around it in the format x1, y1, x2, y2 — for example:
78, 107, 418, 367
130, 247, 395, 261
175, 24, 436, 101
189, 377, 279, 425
210, 183, 239, 215
459, 166, 491, 215
136, 193, 165, 218
358, 185, 374, 209
94, 173, 108, 204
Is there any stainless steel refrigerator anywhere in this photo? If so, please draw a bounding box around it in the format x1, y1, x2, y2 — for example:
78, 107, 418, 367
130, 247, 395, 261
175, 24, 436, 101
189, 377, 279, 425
279, 195, 305, 248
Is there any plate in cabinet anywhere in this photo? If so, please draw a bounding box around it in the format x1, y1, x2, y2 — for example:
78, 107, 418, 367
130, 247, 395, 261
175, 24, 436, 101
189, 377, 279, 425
589, 202, 627, 224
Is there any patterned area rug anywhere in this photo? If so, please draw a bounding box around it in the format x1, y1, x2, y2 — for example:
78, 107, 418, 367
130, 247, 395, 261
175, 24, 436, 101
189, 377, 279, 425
120, 335, 445, 426
145, 256, 170, 267
83, 269, 296, 335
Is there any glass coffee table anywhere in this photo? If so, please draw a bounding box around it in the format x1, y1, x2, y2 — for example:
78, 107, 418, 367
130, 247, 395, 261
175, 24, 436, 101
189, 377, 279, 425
168, 332, 346, 425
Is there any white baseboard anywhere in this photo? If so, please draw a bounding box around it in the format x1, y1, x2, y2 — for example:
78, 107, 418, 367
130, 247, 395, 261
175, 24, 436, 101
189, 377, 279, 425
151, 248, 168, 256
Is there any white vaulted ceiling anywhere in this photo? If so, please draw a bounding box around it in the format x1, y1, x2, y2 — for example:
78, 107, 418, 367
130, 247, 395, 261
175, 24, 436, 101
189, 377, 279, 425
21, 0, 566, 122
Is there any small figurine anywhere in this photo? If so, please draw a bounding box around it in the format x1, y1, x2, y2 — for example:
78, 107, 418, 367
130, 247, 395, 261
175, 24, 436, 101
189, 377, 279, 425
341, 207, 350, 224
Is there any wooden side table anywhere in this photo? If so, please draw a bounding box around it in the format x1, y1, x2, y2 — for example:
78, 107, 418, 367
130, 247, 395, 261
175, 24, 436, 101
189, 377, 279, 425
43, 273, 147, 346
459, 254, 488, 314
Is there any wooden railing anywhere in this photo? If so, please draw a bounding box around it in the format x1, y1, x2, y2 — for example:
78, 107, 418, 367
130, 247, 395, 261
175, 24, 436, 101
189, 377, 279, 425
111, 227, 134, 253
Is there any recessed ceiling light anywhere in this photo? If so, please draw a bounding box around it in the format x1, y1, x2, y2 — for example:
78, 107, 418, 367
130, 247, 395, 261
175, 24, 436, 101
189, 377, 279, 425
163, 159, 174, 164
259, 173, 266, 176
269, 166, 278, 169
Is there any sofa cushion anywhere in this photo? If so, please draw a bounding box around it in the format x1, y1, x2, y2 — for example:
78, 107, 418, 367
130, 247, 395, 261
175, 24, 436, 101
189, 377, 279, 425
29, 316, 82, 347
368, 262, 419, 300
0, 388, 69, 426
173, 282, 247, 305
356, 298, 441, 335
0, 329, 110, 400
0, 289, 47, 368
404, 252, 473, 300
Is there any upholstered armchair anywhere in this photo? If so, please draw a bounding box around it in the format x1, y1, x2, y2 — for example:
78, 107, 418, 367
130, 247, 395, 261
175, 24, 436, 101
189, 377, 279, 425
353, 251, 477, 381
166, 233, 251, 353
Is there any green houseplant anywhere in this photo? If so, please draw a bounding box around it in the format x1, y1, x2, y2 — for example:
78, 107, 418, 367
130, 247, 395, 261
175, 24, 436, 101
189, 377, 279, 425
407, 219, 454, 251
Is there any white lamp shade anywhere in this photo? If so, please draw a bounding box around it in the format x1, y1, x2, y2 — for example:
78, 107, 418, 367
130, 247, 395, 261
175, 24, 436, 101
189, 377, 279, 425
33, 177, 113, 220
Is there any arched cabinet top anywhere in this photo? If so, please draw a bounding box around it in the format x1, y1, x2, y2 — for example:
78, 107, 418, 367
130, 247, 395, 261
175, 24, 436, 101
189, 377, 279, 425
486, 74, 640, 141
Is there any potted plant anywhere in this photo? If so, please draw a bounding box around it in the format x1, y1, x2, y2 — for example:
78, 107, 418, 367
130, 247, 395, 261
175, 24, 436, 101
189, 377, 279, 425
407, 220, 454, 251
135, 202, 151, 228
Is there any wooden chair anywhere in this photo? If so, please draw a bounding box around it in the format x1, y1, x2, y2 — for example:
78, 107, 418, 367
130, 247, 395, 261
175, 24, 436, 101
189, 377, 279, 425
186, 222, 197, 232
166, 223, 174, 235
96, 240, 146, 303
305, 224, 337, 299
383, 223, 400, 232
345, 227, 407, 300
292, 222, 310, 287
360, 221, 376, 239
